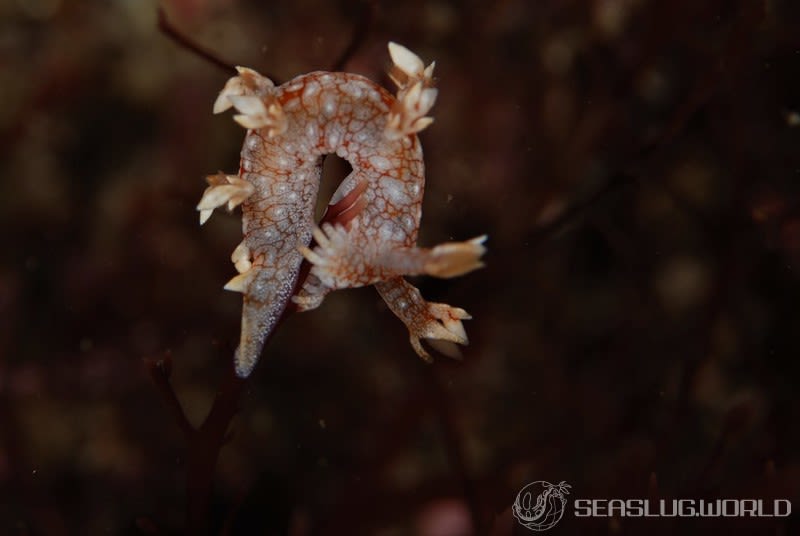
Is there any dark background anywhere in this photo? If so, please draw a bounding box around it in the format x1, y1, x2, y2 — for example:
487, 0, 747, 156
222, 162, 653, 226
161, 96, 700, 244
1, 0, 798, 534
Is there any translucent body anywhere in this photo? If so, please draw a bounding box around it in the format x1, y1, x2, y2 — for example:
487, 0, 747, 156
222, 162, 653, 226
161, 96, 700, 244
201, 44, 486, 377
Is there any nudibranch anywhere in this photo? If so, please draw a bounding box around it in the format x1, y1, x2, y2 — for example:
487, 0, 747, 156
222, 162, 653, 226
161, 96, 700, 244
198, 42, 487, 377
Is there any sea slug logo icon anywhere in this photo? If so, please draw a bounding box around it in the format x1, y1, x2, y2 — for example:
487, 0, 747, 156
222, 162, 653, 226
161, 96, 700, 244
513, 480, 571, 531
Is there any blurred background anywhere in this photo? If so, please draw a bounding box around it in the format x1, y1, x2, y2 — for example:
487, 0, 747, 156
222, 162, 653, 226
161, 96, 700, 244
1, 0, 799, 534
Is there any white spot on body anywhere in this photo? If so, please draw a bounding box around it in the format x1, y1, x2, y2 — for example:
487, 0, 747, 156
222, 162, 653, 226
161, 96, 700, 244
379, 221, 395, 241
354, 106, 372, 121
305, 122, 318, 143
369, 155, 391, 170
252, 279, 274, 296
382, 177, 410, 205
322, 95, 337, 117
303, 82, 319, 100
327, 130, 341, 150
343, 82, 363, 99
283, 98, 299, 111
335, 145, 351, 161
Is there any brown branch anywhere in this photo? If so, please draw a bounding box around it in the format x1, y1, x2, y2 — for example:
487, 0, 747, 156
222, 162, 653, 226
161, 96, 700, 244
526, 171, 637, 248
146, 352, 246, 535
531, 0, 765, 250
185, 370, 246, 535
158, 6, 236, 74
424, 364, 486, 534
158, 6, 285, 83
329, 0, 377, 72
144, 354, 195, 439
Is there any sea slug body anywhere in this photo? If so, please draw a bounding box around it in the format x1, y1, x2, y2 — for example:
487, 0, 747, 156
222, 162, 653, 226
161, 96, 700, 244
198, 43, 487, 377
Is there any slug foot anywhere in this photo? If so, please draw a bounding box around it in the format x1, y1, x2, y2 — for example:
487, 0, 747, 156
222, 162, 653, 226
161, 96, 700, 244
376, 278, 472, 362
